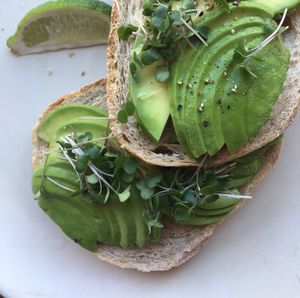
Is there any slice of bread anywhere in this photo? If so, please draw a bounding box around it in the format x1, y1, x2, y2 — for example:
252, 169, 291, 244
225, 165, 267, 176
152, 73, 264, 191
107, 1, 300, 167
32, 79, 282, 272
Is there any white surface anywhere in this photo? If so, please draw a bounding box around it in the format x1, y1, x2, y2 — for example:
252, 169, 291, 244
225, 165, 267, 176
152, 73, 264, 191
0, 1, 300, 297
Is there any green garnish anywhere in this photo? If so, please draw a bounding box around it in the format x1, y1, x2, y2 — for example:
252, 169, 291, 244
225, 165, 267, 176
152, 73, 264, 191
118, 0, 210, 83
117, 24, 138, 41
117, 101, 136, 123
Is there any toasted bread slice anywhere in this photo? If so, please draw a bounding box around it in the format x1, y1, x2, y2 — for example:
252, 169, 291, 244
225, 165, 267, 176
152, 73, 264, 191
32, 79, 282, 271
107, 1, 300, 167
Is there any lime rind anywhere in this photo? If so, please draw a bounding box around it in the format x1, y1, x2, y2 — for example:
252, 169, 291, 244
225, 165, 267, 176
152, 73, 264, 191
7, 0, 111, 55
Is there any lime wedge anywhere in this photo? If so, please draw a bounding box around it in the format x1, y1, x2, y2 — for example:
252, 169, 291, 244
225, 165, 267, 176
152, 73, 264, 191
7, 0, 111, 55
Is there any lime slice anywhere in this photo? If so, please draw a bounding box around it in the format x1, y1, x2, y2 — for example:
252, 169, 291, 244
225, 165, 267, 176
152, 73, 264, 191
7, 0, 111, 55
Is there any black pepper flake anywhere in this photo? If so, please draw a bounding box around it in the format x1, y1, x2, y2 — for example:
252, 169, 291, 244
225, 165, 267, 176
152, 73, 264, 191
203, 120, 209, 128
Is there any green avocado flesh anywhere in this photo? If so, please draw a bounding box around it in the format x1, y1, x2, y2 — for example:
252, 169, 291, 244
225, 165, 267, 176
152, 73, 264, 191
33, 104, 159, 251
129, 40, 170, 142
38, 104, 108, 145
162, 141, 272, 226
251, 0, 300, 15
32, 103, 278, 249
169, 2, 290, 158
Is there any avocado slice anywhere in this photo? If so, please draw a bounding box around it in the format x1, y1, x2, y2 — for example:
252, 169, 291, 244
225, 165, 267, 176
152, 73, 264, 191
33, 152, 158, 251
55, 119, 107, 145
193, 205, 235, 216
175, 211, 226, 225
251, 0, 300, 15
33, 104, 160, 251
129, 39, 170, 142
170, 2, 289, 158
38, 104, 108, 144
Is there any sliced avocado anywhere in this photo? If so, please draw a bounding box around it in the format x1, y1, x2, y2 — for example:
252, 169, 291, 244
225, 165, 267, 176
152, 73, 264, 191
33, 104, 159, 251
170, 2, 289, 158
55, 119, 107, 145
175, 213, 225, 225
189, 28, 264, 156
38, 104, 108, 144
33, 157, 158, 251
199, 197, 240, 210
193, 205, 235, 216
251, 0, 300, 15
129, 39, 170, 142
129, 191, 151, 248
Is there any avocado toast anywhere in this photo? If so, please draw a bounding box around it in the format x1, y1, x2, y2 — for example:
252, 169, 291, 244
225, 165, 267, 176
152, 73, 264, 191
29, 0, 300, 272
107, 0, 300, 167
32, 79, 282, 271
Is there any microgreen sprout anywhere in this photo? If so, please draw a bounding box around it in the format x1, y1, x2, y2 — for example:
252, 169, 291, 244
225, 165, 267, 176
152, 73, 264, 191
46, 177, 77, 193
38, 127, 268, 227
245, 8, 289, 58
118, 0, 210, 83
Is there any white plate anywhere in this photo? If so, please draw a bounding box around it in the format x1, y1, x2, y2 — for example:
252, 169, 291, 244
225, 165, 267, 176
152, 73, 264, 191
1, 1, 300, 297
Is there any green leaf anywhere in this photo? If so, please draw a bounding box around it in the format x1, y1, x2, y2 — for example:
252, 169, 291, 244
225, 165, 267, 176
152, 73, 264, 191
152, 16, 164, 28
136, 180, 145, 191
141, 48, 161, 65
84, 146, 101, 160
155, 65, 169, 82
154, 5, 168, 19
117, 101, 136, 124
86, 174, 98, 185
136, 180, 154, 200
117, 24, 138, 41
182, 0, 195, 10
76, 155, 89, 173
125, 101, 136, 115
118, 185, 131, 202
170, 10, 182, 25
147, 220, 164, 229
121, 172, 135, 183
78, 132, 93, 144
197, 25, 209, 40
117, 110, 128, 124
141, 188, 154, 200
123, 157, 138, 175
145, 173, 163, 188
130, 62, 137, 76
183, 190, 197, 204
115, 156, 126, 170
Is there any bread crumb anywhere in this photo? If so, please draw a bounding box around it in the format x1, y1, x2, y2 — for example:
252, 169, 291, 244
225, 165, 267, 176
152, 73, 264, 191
68, 51, 75, 58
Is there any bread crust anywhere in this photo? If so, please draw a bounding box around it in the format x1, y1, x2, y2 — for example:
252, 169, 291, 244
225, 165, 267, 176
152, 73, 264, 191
106, 1, 300, 167
32, 80, 282, 272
